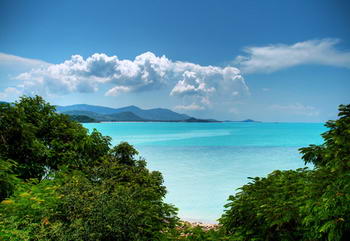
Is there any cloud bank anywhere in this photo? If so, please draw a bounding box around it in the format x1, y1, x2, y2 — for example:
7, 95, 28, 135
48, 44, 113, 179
235, 38, 350, 73
3, 38, 349, 112
6, 52, 247, 110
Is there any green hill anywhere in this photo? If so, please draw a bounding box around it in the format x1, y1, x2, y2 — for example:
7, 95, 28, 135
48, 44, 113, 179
68, 115, 98, 123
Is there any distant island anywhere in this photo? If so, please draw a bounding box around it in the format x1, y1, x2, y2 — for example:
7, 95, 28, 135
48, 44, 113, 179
55, 104, 221, 123
224, 119, 261, 123
68, 115, 98, 123
1, 101, 258, 123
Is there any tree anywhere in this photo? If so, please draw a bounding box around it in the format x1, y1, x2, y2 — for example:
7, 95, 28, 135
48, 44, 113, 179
0, 177, 63, 240
0, 96, 111, 180
219, 169, 311, 240
299, 104, 350, 241
300, 104, 350, 172
0, 143, 178, 241
0, 159, 19, 201
220, 104, 350, 241
55, 143, 178, 240
0, 96, 178, 240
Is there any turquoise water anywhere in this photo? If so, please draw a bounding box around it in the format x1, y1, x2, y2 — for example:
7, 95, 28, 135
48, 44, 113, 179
83, 122, 326, 223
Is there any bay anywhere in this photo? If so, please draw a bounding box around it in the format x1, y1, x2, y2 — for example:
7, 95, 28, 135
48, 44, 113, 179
83, 122, 326, 223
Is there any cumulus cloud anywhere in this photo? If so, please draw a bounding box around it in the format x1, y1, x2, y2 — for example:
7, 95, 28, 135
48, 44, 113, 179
269, 103, 319, 116
235, 38, 350, 73
9, 51, 248, 110
12, 52, 174, 96
170, 66, 244, 97
169, 63, 248, 109
170, 71, 215, 97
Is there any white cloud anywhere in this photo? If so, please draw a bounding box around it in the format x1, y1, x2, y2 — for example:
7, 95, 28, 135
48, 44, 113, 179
269, 103, 319, 116
174, 103, 205, 111
0, 53, 49, 68
12, 52, 174, 96
7, 51, 248, 110
235, 39, 350, 73
170, 71, 215, 97
169, 64, 248, 109
0, 87, 22, 101
105, 86, 131, 96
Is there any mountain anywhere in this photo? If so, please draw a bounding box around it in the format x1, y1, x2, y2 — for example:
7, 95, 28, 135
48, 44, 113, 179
56, 104, 117, 115
61, 110, 107, 120
104, 112, 145, 121
68, 115, 98, 123
114, 106, 190, 121
57, 104, 190, 121
241, 119, 259, 122
62, 110, 146, 122
224, 119, 260, 123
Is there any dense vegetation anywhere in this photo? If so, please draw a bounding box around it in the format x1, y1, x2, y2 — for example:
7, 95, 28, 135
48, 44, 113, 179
219, 104, 350, 241
68, 114, 98, 123
0, 96, 177, 240
0, 96, 349, 240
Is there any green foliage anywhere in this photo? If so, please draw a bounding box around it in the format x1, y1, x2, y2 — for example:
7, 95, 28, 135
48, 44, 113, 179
55, 149, 178, 240
68, 114, 98, 123
0, 96, 178, 240
300, 104, 350, 172
0, 96, 111, 180
0, 144, 179, 240
110, 141, 140, 166
298, 104, 350, 240
220, 168, 311, 240
0, 159, 19, 201
0, 177, 64, 240
1, 95, 224, 241
220, 104, 350, 241
300, 168, 350, 241
2, 96, 349, 240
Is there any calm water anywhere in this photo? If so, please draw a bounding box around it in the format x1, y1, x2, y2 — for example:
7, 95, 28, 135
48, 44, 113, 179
83, 122, 326, 223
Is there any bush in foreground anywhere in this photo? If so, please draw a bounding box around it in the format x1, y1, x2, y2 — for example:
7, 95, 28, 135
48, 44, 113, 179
1, 96, 349, 240
220, 104, 350, 241
0, 96, 111, 181
0, 96, 178, 240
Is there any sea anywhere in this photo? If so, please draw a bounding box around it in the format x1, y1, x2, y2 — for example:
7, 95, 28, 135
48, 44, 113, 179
83, 122, 326, 223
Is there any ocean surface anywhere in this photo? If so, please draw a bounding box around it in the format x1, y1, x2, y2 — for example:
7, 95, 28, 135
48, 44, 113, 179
83, 122, 326, 223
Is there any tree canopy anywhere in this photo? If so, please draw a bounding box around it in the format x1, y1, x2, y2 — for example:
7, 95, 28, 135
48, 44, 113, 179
1, 96, 349, 240
220, 104, 350, 241
0, 96, 178, 240
0, 96, 111, 180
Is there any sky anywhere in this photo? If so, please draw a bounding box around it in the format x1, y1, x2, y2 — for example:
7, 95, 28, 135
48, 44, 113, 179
0, 0, 349, 122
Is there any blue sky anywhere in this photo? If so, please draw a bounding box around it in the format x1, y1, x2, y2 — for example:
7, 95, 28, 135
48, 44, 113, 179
0, 0, 349, 122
